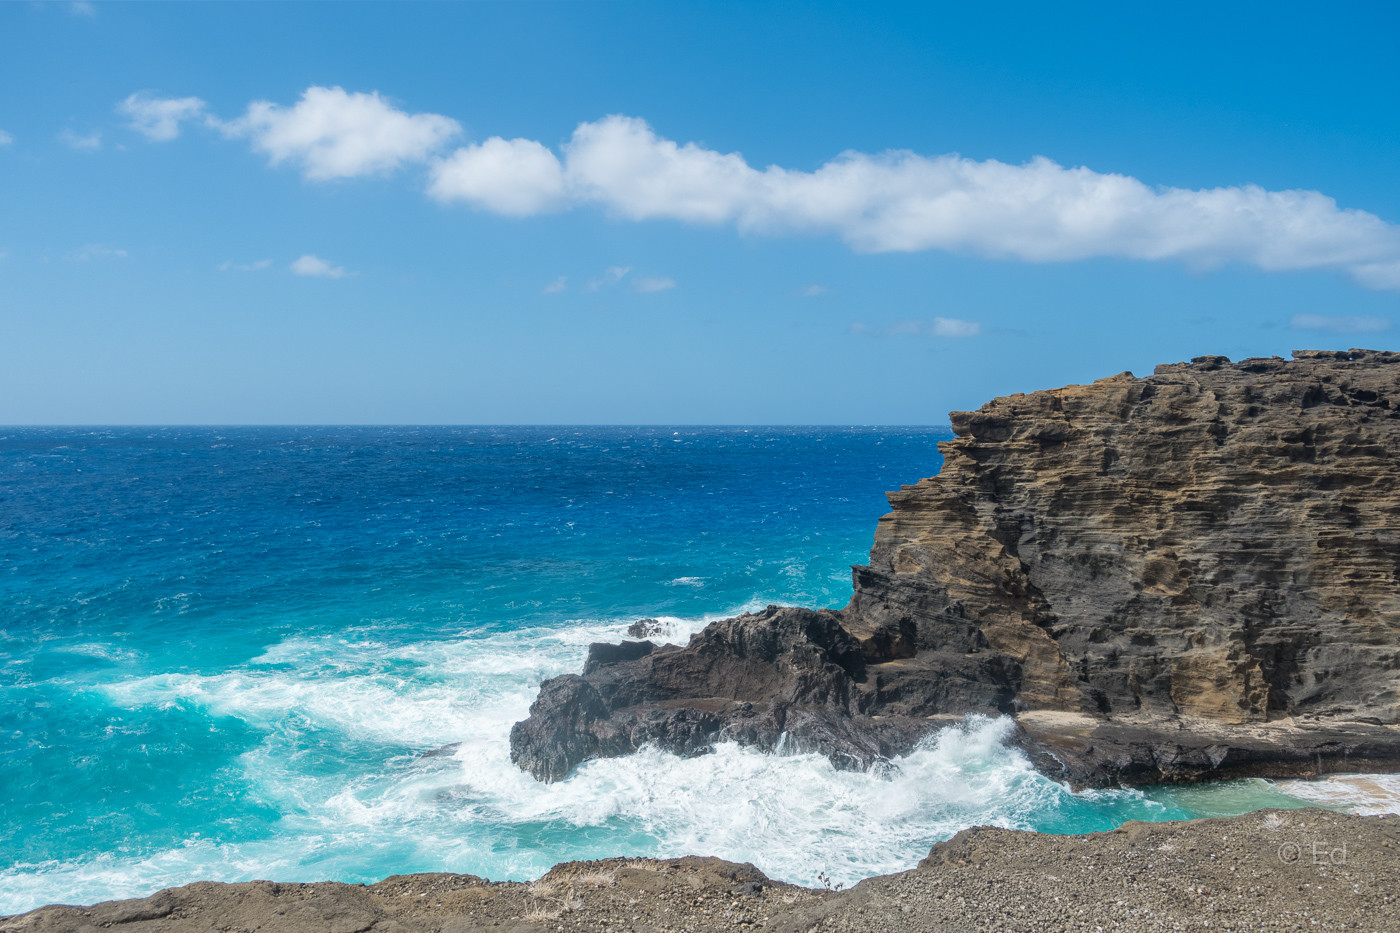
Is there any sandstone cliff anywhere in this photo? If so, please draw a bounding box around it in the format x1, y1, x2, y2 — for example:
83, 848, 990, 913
511, 350, 1400, 786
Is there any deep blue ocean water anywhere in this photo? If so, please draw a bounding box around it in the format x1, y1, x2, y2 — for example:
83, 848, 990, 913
0, 426, 1379, 914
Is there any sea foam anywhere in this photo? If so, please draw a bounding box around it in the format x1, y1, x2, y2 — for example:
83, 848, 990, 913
3, 607, 1393, 915
4, 427, 1395, 917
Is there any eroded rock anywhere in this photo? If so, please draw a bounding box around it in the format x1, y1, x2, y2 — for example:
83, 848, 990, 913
512, 350, 1400, 785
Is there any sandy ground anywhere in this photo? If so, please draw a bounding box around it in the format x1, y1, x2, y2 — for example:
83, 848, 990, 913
5, 809, 1398, 933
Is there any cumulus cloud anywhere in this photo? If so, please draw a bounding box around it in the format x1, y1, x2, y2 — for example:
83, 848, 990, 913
290, 254, 350, 278
1290, 314, 1391, 334
222, 86, 459, 181
798, 284, 828, 297
67, 244, 127, 261
428, 137, 565, 215
633, 276, 677, 293
0, 130, 12, 147
542, 276, 568, 294
59, 128, 101, 151
563, 116, 755, 224
118, 92, 208, 141
428, 113, 1400, 292
132, 85, 1400, 291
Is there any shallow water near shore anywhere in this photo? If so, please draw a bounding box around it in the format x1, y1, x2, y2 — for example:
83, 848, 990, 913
1, 427, 1393, 915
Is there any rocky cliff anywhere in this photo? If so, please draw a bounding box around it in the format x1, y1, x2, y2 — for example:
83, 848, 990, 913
511, 350, 1400, 786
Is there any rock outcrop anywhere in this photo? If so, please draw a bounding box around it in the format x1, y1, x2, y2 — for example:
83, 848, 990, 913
512, 350, 1400, 786
8, 810, 1399, 932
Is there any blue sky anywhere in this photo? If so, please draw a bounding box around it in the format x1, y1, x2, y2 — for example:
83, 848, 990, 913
2, 1, 1398, 424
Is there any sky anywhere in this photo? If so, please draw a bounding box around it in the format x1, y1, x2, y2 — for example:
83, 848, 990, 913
2, 1, 1398, 424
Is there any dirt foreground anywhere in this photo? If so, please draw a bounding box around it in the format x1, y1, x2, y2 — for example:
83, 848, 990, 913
5, 809, 1398, 933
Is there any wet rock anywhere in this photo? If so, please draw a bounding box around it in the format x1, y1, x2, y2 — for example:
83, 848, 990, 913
626, 618, 668, 639
508, 675, 613, 783
509, 606, 927, 781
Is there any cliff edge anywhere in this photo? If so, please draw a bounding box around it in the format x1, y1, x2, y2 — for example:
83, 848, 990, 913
7, 810, 1396, 932
511, 350, 1400, 786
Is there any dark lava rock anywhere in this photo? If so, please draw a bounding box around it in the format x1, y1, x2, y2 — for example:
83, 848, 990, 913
626, 618, 668, 638
513, 350, 1400, 785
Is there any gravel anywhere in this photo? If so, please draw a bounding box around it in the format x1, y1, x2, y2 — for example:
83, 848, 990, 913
5, 809, 1397, 933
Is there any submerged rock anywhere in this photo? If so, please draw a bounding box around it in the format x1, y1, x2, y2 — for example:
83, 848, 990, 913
625, 617, 667, 639
512, 350, 1400, 785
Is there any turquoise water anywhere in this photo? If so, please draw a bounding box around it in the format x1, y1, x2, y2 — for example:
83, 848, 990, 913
0, 427, 1346, 914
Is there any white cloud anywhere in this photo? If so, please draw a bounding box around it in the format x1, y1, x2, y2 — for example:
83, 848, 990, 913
879, 317, 981, 338
67, 244, 127, 261
633, 276, 676, 293
222, 86, 459, 181
0, 130, 12, 147
290, 254, 350, 278
118, 92, 208, 142
152, 87, 1400, 292
1350, 260, 1400, 291
218, 259, 273, 272
564, 116, 754, 224
59, 128, 101, 151
69, 2, 96, 17
585, 265, 632, 291
542, 276, 567, 294
431, 113, 1400, 292
1290, 314, 1391, 334
798, 284, 828, 297
929, 317, 981, 338
428, 137, 565, 215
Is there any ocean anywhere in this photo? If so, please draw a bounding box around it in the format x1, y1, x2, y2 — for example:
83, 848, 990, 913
1, 426, 1393, 915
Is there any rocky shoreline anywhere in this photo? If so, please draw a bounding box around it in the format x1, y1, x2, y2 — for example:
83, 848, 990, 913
6, 809, 1397, 932
512, 351, 1400, 788
12, 350, 1400, 931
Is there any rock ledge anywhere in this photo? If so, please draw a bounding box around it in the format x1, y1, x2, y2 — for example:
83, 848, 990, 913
513, 350, 1400, 786
7, 810, 1398, 933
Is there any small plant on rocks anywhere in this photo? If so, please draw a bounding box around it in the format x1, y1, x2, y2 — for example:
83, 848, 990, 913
574, 869, 617, 888
526, 879, 557, 900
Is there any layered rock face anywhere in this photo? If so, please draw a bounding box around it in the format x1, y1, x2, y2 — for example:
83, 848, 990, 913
512, 350, 1400, 786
